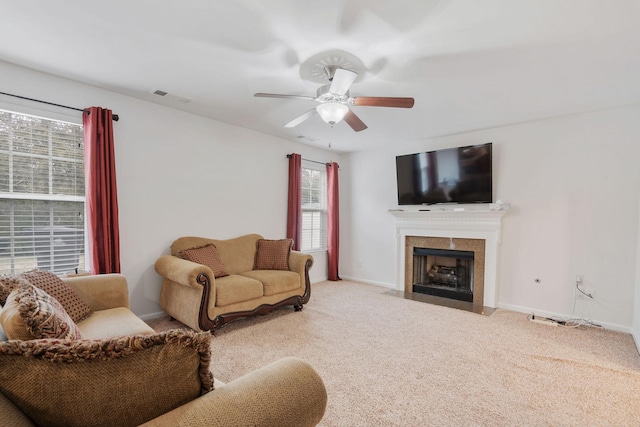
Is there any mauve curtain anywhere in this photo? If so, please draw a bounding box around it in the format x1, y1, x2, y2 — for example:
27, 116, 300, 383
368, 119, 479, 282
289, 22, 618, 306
327, 162, 341, 281
83, 107, 121, 274
287, 153, 302, 251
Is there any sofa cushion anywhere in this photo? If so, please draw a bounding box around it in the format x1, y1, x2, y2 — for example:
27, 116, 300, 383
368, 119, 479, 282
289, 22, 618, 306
0, 283, 81, 340
215, 274, 264, 307
177, 244, 230, 279
77, 307, 155, 340
0, 329, 214, 427
20, 269, 93, 322
254, 238, 293, 271
239, 270, 301, 296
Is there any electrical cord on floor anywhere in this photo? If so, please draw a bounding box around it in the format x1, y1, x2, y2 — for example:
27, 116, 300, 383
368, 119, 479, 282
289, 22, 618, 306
571, 318, 602, 328
554, 284, 602, 329
547, 316, 602, 328
527, 280, 602, 329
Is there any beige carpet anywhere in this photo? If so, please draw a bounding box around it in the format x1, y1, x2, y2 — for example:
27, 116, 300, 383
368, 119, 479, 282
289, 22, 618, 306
148, 280, 640, 426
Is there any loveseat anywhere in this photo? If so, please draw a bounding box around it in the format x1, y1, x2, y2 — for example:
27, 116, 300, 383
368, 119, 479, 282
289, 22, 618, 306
0, 273, 327, 426
155, 234, 314, 332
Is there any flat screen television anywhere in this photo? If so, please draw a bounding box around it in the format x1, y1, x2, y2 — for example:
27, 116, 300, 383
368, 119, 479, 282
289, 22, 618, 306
395, 143, 492, 205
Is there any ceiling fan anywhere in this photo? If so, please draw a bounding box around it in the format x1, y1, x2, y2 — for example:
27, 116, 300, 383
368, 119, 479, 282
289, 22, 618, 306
254, 66, 414, 132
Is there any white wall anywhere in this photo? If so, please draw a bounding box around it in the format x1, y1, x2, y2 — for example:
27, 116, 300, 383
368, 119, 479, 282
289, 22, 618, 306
0, 60, 338, 319
342, 105, 640, 331
4, 58, 640, 332
633, 198, 640, 350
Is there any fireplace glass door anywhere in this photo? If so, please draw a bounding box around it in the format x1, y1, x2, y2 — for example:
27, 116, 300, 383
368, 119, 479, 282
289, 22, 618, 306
412, 247, 474, 302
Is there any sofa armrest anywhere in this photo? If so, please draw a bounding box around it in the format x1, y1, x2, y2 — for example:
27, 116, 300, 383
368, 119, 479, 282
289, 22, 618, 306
289, 251, 314, 279
155, 255, 213, 290
141, 357, 327, 427
62, 274, 129, 311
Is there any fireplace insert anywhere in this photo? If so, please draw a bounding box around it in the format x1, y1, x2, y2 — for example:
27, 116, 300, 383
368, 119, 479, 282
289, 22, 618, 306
412, 247, 474, 302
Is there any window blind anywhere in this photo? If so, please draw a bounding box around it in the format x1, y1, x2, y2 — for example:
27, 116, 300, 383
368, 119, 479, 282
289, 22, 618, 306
0, 110, 86, 275
301, 164, 327, 251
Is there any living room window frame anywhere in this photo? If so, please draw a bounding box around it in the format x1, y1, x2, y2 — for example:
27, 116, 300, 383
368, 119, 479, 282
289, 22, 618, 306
301, 160, 327, 252
0, 107, 88, 276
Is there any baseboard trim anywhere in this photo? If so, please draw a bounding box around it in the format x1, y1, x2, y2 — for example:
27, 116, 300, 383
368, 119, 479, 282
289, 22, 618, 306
339, 275, 395, 289
137, 311, 167, 322
499, 302, 632, 333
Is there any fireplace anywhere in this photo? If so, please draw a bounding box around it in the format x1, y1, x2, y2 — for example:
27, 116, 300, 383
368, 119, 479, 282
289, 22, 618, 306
390, 209, 508, 308
412, 247, 474, 302
405, 236, 485, 305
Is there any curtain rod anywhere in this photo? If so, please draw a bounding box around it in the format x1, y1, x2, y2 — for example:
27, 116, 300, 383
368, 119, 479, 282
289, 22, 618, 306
0, 91, 119, 121
286, 153, 337, 167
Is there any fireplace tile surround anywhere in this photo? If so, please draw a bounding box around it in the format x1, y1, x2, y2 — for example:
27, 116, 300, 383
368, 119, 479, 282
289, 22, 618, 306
390, 209, 508, 308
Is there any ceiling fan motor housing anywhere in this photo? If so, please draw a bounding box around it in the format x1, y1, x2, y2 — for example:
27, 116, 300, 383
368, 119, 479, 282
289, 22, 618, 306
316, 84, 349, 104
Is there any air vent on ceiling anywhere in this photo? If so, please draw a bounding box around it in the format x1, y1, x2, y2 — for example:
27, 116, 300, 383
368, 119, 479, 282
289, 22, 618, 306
151, 89, 192, 103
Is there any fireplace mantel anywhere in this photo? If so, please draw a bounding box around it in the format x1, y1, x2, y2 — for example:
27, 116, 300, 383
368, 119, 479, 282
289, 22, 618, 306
390, 208, 508, 308
389, 209, 507, 225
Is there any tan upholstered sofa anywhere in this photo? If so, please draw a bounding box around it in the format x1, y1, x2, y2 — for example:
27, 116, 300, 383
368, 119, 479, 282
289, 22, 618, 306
0, 273, 327, 427
1, 273, 153, 341
155, 234, 314, 332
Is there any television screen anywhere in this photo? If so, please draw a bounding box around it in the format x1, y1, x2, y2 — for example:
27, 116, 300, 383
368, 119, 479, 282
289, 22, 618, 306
395, 143, 492, 205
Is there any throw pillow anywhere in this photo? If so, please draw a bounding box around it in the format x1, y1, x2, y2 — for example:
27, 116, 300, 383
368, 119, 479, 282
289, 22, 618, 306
0, 275, 30, 306
177, 243, 230, 278
0, 282, 81, 340
21, 269, 93, 322
0, 307, 6, 342
0, 329, 214, 427
254, 238, 293, 270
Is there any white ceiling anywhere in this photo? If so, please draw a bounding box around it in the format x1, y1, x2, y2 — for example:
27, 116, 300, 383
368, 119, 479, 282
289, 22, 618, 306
2, 0, 640, 152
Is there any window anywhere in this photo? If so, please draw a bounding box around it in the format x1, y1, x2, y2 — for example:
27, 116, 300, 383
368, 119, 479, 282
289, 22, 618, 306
301, 162, 327, 251
0, 109, 86, 275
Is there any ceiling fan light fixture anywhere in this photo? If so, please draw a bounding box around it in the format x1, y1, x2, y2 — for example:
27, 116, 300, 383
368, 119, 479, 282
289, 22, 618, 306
316, 102, 349, 125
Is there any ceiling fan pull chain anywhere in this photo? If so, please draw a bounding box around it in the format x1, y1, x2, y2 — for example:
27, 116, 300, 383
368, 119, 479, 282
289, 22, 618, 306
329, 125, 333, 148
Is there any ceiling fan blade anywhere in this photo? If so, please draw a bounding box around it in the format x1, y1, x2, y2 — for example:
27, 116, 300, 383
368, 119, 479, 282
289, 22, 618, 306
344, 110, 368, 132
284, 109, 317, 128
351, 97, 415, 108
254, 93, 315, 101
329, 68, 358, 95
